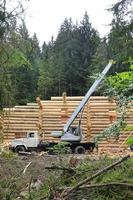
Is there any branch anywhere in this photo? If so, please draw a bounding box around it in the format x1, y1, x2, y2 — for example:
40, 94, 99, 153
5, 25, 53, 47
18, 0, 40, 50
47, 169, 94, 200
61, 182, 133, 190
23, 162, 32, 175
45, 166, 75, 173
61, 154, 130, 199
80, 182, 133, 189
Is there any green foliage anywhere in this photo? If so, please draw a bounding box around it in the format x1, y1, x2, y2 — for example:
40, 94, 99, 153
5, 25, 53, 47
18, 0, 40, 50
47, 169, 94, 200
108, 67, 133, 95
95, 60, 133, 143
0, 150, 17, 159
0, 11, 41, 107
130, 64, 133, 71
95, 85, 133, 143
107, 0, 133, 73
124, 125, 133, 131
68, 158, 133, 200
50, 142, 71, 154
126, 137, 133, 146
1, 45, 30, 69
0, 1, 35, 108
91, 0, 133, 77
95, 117, 127, 143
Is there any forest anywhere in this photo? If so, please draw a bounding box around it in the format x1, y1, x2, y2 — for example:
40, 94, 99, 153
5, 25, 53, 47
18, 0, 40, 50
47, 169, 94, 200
0, 0, 133, 109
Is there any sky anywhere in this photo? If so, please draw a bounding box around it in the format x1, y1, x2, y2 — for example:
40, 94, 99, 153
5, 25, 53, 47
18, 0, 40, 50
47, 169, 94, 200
24, 0, 118, 45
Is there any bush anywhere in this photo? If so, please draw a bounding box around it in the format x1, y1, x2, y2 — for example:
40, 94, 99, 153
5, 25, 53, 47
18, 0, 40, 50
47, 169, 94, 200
0, 150, 17, 159
49, 142, 71, 154
126, 137, 133, 146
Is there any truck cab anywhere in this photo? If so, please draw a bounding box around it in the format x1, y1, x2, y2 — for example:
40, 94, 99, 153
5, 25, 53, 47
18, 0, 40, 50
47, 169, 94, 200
10, 131, 41, 153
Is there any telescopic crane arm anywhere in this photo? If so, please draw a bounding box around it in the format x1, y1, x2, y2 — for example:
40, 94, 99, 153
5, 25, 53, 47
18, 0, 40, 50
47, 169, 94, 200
63, 60, 113, 133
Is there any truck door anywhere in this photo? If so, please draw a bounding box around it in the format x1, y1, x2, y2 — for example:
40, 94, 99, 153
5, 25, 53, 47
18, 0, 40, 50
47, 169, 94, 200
26, 132, 38, 147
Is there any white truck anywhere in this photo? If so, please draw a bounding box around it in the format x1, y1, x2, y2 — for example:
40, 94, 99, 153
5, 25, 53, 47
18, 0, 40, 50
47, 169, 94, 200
10, 130, 96, 154
10, 61, 113, 154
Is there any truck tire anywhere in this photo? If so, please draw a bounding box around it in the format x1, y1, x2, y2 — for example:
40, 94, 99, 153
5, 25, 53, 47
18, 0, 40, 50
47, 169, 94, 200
15, 146, 26, 153
74, 146, 85, 154
88, 146, 93, 153
130, 144, 133, 151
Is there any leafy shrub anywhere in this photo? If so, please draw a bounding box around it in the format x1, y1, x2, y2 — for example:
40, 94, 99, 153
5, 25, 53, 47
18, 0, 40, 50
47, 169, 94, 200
126, 137, 133, 146
0, 150, 17, 159
50, 142, 71, 154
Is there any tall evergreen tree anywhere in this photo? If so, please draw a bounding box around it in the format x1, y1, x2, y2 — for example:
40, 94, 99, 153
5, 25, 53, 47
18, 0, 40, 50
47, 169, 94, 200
38, 39, 55, 99
0, 1, 29, 108
107, 0, 133, 73
12, 21, 41, 104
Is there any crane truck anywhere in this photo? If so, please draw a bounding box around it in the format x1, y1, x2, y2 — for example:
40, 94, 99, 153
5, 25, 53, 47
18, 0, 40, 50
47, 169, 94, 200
9, 61, 113, 154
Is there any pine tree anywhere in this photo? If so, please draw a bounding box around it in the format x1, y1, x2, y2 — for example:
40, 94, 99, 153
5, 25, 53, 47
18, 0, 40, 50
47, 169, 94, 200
107, 0, 133, 73
0, 2, 29, 107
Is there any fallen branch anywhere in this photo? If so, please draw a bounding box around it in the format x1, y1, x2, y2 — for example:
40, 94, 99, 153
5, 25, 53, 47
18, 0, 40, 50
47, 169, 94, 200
45, 166, 75, 173
18, 151, 32, 155
60, 182, 133, 190
80, 182, 133, 189
61, 154, 130, 199
23, 162, 32, 174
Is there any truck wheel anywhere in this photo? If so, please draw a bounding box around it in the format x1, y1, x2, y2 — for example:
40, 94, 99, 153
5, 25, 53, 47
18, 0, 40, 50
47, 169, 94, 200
15, 146, 26, 153
130, 144, 133, 151
74, 146, 85, 154
88, 146, 93, 153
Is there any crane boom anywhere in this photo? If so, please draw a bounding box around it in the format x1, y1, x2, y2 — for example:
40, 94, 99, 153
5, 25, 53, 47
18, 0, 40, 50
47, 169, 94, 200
63, 60, 113, 133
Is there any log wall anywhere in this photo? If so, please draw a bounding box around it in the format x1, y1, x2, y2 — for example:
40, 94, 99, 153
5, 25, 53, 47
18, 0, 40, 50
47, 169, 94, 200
1, 96, 133, 152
